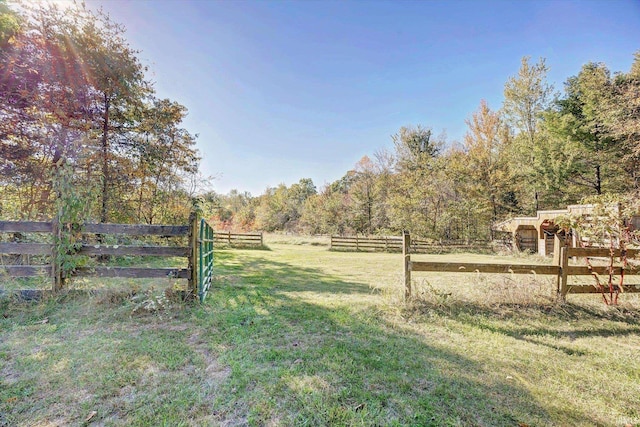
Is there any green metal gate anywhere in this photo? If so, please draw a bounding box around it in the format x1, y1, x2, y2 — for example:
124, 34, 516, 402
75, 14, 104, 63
198, 218, 215, 302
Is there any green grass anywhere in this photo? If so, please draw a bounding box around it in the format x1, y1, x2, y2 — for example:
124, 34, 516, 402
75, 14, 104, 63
1, 237, 639, 426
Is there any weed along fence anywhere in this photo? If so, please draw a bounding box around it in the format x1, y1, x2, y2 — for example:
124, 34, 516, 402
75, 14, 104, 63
331, 235, 491, 253
402, 231, 640, 301
214, 231, 263, 247
0, 216, 217, 302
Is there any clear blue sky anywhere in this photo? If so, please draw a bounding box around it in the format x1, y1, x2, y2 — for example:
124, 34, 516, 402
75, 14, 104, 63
87, 0, 640, 196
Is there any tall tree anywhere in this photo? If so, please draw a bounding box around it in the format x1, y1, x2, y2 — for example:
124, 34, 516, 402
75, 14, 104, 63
0, 1, 91, 217
463, 100, 513, 236
349, 156, 378, 234
392, 125, 442, 172
0, 1, 200, 223
69, 4, 151, 222
388, 125, 448, 237
134, 98, 199, 224
548, 62, 626, 196
605, 52, 640, 190
502, 56, 554, 212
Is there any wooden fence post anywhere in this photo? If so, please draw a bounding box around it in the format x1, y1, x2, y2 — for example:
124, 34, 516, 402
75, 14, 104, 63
559, 246, 569, 300
188, 212, 199, 297
52, 214, 63, 291
356, 235, 359, 251
552, 234, 562, 266
403, 231, 411, 300
227, 231, 231, 245
553, 234, 562, 296
260, 232, 263, 247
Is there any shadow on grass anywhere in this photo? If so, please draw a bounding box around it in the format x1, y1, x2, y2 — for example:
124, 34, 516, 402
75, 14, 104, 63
3, 250, 633, 426
201, 297, 550, 424
406, 296, 640, 324
196, 251, 590, 426
403, 295, 640, 359
213, 250, 374, 295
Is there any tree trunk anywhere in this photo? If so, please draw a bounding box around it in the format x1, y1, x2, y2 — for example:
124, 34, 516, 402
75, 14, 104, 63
100, 93, 110, 223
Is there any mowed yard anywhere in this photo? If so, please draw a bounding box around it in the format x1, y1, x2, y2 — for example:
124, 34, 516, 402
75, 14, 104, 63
1, 235, 640, 426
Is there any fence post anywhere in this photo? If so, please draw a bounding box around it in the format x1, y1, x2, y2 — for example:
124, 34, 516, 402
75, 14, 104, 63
188, 212, 198, 298
403, 231, 411, 300
51, 214, 63, 291
559, 246, 569, 300
329, 236, 333, 250
552, 234, 562, 266
260, 232, 263, 247
356, 235, 359, 251
228, 231, 231, 245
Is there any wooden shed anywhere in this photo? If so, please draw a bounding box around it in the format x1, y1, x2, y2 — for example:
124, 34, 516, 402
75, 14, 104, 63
493, 204, 638, 257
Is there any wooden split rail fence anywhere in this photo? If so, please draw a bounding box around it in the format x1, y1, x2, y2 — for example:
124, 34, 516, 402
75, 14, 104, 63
0, 218, 196, 292
330, 235, 491, 253
402, 231, 640, 301
213, 231, 263, 247
0, 218, 266, 300
0, 217, 249, 301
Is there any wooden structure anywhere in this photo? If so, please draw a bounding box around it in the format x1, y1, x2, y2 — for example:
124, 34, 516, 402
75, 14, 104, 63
493, 204, 640, 257
402, 232, 640, 301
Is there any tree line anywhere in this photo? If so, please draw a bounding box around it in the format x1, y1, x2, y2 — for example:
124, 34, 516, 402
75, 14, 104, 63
206, 54, 640, 239
2, 1, 638, 235
1, 0, 200, 224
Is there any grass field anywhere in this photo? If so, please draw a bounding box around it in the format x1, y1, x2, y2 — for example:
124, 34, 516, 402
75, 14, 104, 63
1, 236, 640, 426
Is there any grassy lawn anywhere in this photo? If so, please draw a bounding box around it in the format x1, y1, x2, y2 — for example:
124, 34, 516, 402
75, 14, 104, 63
1, 236, 640, 426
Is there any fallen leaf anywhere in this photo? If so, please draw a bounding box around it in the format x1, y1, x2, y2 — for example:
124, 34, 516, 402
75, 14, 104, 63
85, 410, 97, 422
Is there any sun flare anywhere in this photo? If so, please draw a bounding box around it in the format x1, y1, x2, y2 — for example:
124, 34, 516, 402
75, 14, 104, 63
31, 0, 76, 9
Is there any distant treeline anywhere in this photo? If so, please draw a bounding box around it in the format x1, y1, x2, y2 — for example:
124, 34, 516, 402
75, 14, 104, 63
204, 55, 640, 239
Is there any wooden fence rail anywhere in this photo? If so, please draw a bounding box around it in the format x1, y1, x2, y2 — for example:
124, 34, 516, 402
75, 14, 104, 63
213, 231, 263, 247
331, 235, 491, 253
0, 219, 195, 292
0, 221, 55, 280
402, 232, 640, 301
